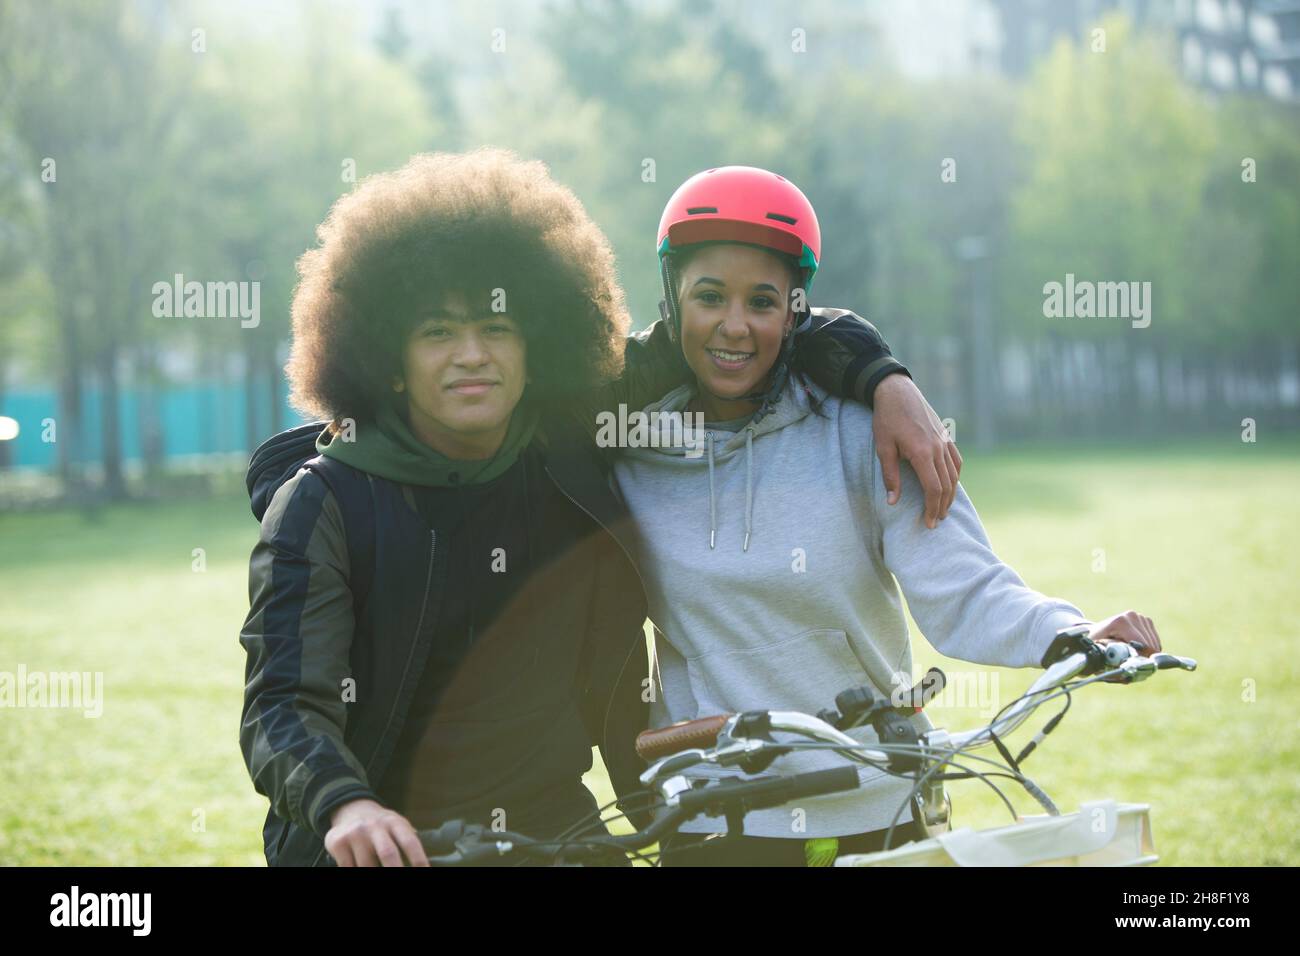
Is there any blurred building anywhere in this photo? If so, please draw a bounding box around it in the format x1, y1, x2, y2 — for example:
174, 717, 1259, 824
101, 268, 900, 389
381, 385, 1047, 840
987, 0, 1167, 73
987, 0, 1300, 101
1176, 0, 1300, 100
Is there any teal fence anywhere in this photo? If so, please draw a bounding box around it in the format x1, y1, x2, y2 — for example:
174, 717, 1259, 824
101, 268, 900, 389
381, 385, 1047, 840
0, 381, 308, 469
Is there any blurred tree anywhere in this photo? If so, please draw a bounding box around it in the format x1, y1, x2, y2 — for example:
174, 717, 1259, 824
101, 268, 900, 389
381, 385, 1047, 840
2, 0, 1293, 478
375, 5, 411, 61
785, 67, 1021, 435
477, 0, 792, 328
1006, 14, 1215, 433
0, 0, 438, 499
0, 121, 50, 471
0, 0, 203, 498
1203, 98, 1300, 387
184, 1, 436, 448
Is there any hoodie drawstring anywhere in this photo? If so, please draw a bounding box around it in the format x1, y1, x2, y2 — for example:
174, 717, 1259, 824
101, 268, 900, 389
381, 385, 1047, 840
707, 431, 717, 550
743, 426, 753, 553
706, 427, 756, 552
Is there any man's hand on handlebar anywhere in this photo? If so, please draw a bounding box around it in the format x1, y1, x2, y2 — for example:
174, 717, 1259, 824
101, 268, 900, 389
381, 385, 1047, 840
324, 798, 430, 867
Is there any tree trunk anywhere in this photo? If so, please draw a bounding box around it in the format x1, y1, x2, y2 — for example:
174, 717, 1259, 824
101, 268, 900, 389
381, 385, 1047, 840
959, 256, 998, 450
1126, 342, 1144, 438
1034, 338, 1055, 440
266, 348, 282, 435
244, 338, 260, 452
1044, 335, 1066, 441
0, 357, 10, 470
137, 345, 165, 485
1151, 347, 1167, 428
57, 299, 86, 500
98, 342, 126, 501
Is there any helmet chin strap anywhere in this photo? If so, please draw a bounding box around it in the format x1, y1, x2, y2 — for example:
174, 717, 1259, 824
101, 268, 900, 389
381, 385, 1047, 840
659, 255, 683, 343
744, 329, 796, 425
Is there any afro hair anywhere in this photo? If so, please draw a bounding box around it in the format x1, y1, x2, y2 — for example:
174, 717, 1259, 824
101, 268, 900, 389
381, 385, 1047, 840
286, 147, 632, 425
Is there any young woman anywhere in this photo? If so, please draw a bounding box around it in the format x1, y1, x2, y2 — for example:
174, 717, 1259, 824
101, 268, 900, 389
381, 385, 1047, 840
611, 166, 1164, 867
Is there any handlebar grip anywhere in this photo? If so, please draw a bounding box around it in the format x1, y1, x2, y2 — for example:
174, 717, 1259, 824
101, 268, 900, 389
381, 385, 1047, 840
676, 767, 861, 817
781, 767, 862, 802
636, 713, 733, 760
418, 820, 469, 855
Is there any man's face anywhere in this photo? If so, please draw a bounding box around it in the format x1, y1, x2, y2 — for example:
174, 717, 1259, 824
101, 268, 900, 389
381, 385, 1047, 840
677, 243, 795, 404
395, 290, 528, 456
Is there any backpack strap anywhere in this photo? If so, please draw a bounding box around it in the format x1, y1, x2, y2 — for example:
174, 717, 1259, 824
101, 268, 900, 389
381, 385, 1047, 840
302, 454, 377, 614
247, 423, 377, 611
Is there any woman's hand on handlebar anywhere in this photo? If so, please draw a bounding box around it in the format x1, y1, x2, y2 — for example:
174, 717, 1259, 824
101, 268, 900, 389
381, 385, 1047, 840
1088, 610, 1162, 682
324, 798, 430, 867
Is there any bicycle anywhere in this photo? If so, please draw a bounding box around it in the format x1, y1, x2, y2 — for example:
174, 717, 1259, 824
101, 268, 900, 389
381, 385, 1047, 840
418, 625, 1196, 866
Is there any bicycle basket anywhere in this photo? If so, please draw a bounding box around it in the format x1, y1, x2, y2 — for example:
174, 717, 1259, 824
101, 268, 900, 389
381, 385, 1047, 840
835, 800, 1157, 867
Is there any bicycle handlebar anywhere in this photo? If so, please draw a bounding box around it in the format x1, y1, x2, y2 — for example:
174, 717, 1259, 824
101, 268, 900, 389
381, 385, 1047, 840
637, 637, 1197, 765
422, 632, 1196, 866
419, 767, 863, 865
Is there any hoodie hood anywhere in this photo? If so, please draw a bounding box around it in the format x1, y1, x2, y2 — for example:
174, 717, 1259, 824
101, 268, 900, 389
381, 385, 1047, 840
247, 422, 327, 522
316, 401, 540, 489
245, 402, 540, 522
621, 377, 825, 551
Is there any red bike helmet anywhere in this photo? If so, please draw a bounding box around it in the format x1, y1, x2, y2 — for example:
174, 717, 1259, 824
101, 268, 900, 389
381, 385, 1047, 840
656, 166, 821, 336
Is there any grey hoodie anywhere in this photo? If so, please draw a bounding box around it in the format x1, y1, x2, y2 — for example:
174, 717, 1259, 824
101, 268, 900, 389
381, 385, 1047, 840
611, 378, 1089, 838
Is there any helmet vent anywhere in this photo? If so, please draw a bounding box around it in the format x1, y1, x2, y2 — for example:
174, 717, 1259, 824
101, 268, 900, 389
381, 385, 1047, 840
686, 206, 718, 215
765, 212, 798, 225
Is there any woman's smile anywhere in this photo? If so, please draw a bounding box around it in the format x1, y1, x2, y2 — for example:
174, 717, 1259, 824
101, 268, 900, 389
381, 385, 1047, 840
705, 347, 756, 371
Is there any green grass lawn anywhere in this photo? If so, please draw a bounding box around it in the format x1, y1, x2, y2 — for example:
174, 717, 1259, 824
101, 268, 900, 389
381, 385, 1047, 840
1, 437, 1297, 865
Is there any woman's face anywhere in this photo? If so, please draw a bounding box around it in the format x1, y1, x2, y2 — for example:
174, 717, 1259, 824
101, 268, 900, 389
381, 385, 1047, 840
676, 243, 795, 409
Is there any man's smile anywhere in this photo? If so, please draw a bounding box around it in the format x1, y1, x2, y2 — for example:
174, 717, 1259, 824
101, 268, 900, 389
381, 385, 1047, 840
446, 378, 499, 395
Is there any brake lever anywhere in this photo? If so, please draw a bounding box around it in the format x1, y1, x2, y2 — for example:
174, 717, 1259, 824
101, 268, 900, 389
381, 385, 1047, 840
1114, 655, 1158, 683
639, 748, 710, 785
1151, 652, 1197, 671
718, 712, 787, 773
1101, 642, 1196, 680
1093, 638, 1197, 674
